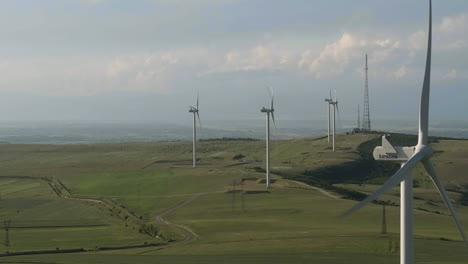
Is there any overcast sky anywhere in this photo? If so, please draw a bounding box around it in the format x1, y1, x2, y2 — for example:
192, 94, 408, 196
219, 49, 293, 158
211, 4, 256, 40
0, 0, 466, 127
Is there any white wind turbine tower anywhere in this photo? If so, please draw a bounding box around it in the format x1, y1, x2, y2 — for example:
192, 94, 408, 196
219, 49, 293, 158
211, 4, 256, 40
188, 94, 201, 168
342, 2, 467, 264
330, 91, 340, 152
260, 88, 276, 188
324, 90, 332, 143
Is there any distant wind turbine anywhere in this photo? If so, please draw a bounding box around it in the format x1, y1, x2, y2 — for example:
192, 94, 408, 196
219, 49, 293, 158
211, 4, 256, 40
188, 93, 201, 168
260, 88, 276, 188
342, 2, 467, 264
324, 91, 332, 143
330, 91, 340, 152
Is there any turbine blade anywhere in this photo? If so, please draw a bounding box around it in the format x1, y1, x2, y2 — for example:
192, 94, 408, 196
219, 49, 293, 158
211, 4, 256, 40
336, 104, 342, 129
334, 90, 341, 129
267, 86, 273, 99
196, 111, 202, 138
422, 159, 467, 246
271, 95, 274, 110
418, 0, 432, 146
329, 89, 332, 100
267, 86, 274, 109
196, 92, 199, 109
271, 112, 278, 153
341, 149, 428, 217
271, 111, 277, 129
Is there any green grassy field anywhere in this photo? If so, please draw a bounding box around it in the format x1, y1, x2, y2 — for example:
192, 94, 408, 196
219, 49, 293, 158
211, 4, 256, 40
0, 134, 467, 263
0, 177, 164, 253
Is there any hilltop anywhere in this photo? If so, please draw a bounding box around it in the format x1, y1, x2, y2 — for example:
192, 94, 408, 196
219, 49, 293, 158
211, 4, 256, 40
0, 133, 467, 263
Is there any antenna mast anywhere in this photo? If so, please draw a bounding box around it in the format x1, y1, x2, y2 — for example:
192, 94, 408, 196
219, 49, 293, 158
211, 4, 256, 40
357, 105, 361, 130
363, 54, 371, 132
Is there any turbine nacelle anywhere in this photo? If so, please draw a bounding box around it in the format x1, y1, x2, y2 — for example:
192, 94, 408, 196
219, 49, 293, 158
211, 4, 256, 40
373, 135, 416, 162
261, 107, 274, 113
188, 106, 199, 113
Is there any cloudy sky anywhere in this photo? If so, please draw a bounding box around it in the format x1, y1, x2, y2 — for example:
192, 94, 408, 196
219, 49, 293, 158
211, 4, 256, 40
0, 0, 466, 127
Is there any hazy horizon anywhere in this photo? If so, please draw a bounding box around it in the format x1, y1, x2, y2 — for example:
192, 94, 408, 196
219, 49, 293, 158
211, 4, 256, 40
1, 117, 468, 144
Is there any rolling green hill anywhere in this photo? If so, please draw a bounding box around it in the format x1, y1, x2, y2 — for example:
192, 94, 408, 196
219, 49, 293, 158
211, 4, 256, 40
0, 133, 467, 263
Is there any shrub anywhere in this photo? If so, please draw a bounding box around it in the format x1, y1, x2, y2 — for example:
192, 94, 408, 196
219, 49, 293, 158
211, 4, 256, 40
460, 192, 468, 206
141, 224, 159, 237
233, 154, 246, 160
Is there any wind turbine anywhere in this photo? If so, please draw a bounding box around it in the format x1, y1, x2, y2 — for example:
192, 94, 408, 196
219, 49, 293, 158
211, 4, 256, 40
260, 88, 276, 188
324, 91, 333, 143
188, 94, 201, 168
330, 91, 340, 152
342, 2, 467, 264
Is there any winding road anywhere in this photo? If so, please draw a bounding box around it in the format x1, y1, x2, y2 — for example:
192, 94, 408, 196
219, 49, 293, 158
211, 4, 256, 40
154, 192, 205, 244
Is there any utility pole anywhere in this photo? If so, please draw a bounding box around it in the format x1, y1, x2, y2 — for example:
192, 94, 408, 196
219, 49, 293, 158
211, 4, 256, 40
231, 180, 236, 212
4, 220, 10, 247
137, 183, 141, 208
382, 204, 387, 234
241, 179, 245, 211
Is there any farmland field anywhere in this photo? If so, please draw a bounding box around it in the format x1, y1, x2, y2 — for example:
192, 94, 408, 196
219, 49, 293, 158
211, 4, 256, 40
0, 134, 467, 263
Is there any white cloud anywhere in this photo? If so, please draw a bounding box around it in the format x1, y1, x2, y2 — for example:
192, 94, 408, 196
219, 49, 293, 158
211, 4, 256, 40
80, 0, 108, 6
375, 39, 392, 48
446, 40, 468, 49
294, 13, 468, 81
435, 13, 468, 50
0, 34, 430, 96
201, 44, 296, 75
371, 39, 401, 64
438, 13, 467, 33
442, 69, 457, 80
106, 58, 131, 78
301, 33, 362, 78
394, 65, 408, 79
299, 32, 409, 80
0, 50, 202, 96
1, 11, 468, 97
408, 30, 426, 51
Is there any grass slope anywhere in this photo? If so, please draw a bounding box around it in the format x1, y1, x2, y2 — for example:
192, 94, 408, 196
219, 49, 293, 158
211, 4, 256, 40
0, 133, 467, 263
